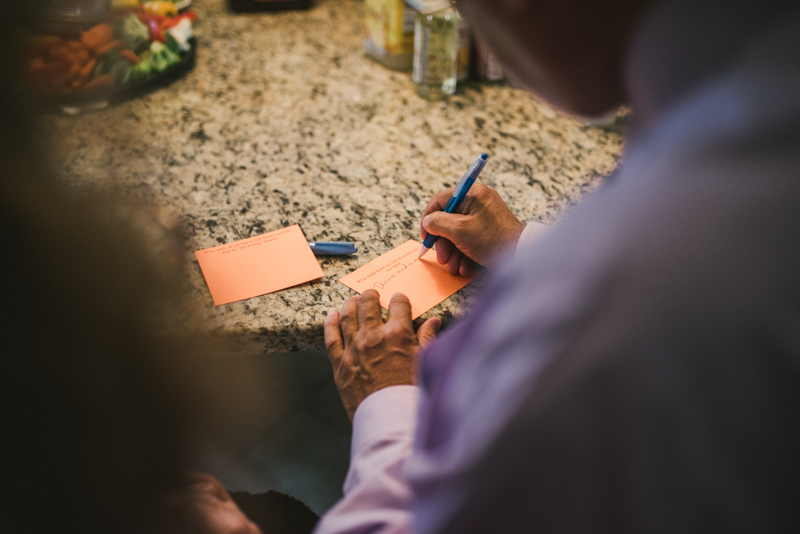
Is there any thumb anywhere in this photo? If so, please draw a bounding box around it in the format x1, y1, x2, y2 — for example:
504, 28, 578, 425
423, 212, 470, 245
417, 317, 442, 348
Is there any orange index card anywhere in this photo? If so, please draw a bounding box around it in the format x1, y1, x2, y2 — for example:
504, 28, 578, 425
339, 239, 479, 319
195, 224, 323, 306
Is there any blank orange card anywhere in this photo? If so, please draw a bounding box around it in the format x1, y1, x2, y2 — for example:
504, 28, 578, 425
339, 239, 479, 319
195, 225, 324, 306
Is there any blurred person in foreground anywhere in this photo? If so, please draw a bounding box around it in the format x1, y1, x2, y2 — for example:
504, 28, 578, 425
1, 3, 268, 533
316, 0, 800, 532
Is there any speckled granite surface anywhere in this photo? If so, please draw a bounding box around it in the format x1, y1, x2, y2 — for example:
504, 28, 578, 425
41, 0, 625, 353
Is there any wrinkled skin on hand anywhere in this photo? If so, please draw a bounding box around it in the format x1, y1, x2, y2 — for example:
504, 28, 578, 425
420, 183, 525, 276
158, 472, 261, 534
324, 290, 441, 420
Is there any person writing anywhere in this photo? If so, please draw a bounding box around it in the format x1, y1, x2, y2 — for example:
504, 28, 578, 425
315, 0, 800, 532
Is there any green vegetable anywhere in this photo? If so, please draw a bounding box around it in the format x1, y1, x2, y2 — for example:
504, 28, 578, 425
165, 33, 181, 55
93, 48, 122, 78
131, 52, 153, 81
149, 48, 168, 72
148, 41, 181, 73
109, 60, 133, 85
166, 18, 193, 53
165, 47, 180, 65
117, 13, 150, 53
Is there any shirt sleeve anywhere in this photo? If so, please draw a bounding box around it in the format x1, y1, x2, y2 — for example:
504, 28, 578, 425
313, 385, 420, 534
515, 221, 551, 255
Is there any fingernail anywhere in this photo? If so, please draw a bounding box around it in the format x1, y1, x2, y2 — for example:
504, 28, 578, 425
432, 317, 442, 333
422, 214, 430, 229
391, 292, 402, 299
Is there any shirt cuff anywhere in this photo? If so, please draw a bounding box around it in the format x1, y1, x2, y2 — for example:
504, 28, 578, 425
351, 385, 420, 456
515, 220, 551, 256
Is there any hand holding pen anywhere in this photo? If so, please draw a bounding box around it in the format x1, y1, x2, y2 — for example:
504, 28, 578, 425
419, 154, 489, 258
420, 154, 526, 277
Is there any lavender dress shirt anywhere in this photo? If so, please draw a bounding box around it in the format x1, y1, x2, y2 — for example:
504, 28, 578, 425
315, 0, 800, 532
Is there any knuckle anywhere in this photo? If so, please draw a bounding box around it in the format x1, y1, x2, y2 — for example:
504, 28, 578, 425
385, 323, 413, 345
474, 183, 489, 194
390, 292, 409, 305
385, 323, 406, 340
355, 329, 383, 351
475, 183, 497, 200
360, 289, 378, 301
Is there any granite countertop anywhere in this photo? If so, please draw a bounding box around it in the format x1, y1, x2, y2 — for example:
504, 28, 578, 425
42, 0, 625, 354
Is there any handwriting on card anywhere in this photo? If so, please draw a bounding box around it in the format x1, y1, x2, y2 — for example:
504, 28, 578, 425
339, 240, 478, 319
354, 246, 421, 289
195, 224, 323, 306
199, 227, 294, 257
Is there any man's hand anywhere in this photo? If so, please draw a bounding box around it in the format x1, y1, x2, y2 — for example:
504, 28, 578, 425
324, 290, 441, 420
420, 183, 525, 276
159, 472, 261, 534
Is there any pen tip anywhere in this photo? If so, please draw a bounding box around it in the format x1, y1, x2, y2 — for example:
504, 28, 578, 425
481, 153, 488, 160
419, 245, 429, 258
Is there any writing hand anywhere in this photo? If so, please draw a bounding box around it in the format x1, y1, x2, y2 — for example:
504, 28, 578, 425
420, 183, 525, 276
324, 290, 441, 420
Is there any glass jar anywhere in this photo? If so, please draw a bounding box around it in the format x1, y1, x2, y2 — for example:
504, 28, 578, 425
412, 6, 459, 100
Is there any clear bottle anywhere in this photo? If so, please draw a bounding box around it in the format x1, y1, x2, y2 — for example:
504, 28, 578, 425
413, 6, 459, 100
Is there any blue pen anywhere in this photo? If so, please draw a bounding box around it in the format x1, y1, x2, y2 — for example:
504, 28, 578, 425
309, 242, 358, 256
419, 153, 488, 258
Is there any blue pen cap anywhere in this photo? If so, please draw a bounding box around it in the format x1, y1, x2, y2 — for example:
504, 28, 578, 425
309, 242, 358, 255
